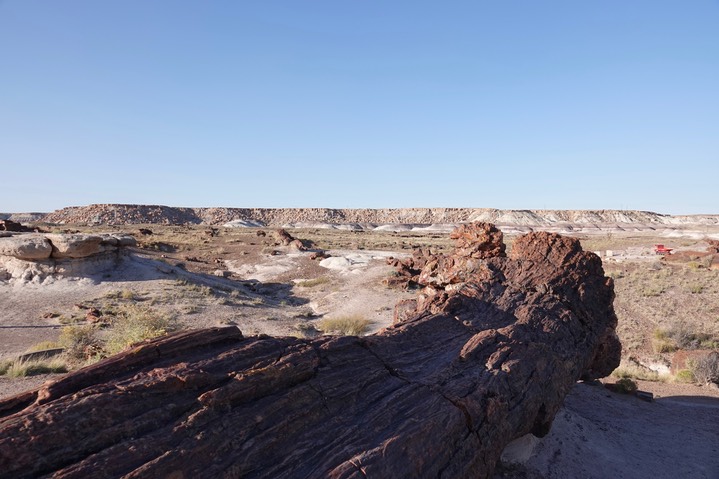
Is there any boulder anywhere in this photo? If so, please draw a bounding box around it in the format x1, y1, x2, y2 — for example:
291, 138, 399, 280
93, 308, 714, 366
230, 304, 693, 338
0, 223, 620, 478
0, 235, 52, 260
450, 222, 506, 259
0, 219, 31, 232
45, 234, 103, 258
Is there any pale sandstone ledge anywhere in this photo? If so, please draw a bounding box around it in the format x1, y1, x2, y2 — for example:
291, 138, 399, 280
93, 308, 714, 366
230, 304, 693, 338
0, 233, 137, 283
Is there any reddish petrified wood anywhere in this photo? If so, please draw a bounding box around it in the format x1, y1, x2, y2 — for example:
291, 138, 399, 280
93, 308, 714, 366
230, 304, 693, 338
0, 223, 620, 479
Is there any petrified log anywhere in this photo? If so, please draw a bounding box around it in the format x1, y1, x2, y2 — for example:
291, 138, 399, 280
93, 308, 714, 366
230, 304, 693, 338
0, 223, 620, 478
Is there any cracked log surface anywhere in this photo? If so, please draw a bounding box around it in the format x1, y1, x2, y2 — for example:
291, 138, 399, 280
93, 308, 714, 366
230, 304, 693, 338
0, 223, 621, 478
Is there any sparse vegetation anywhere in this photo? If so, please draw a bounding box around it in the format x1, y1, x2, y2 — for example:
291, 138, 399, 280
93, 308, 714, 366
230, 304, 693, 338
674, 369, 696, 383
317, 315, 372, 336
611, 363, 662, 382
688, 353, 719, 385
652, 328, 677, 353
59, 325, 101, 360
26, 341, 61, 352
613, 378, 638, 394
296, 277, 330, 288
0, 358, 67, 378
105, 305, 175, 355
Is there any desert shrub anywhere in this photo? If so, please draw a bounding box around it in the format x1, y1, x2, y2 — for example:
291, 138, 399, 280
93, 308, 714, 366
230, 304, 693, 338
613, 378, 638, 394
688, 283, 704, 294
654, 324, 716, 351
59, 325, 101, 360
0, 360, 11, 375
317, 315, 372, 336
674, 369, 696, 383
105, 305, 174, 355
296, 277, 330, 288
640, 286, 664, 297
652, 329, 677, 353
105, 289, 136, 300
688, 353, 719, 385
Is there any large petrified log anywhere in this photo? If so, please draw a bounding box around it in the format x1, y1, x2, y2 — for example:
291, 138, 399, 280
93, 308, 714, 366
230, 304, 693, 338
0, 223, 620, 478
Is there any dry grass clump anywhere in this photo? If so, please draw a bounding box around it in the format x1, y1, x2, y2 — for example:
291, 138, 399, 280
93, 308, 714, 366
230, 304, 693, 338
296, 277, 330, 288
317, 315, 372, 336
0, 358, 68, 378
611, 362, 663, 382
26, 340, 61, 352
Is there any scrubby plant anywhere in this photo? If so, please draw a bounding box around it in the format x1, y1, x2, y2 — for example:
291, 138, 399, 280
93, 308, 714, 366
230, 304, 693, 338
613, 378, 638, 394
59, 325, 101, 360
611, 365, 661, 382
640, 286, 664, 297
296, 277, 330, 288
317, 315, 371, 336
688, 353, 719, 385
674, 369, 696, 383
652, 328, 677, 353
105, 304, 174, 355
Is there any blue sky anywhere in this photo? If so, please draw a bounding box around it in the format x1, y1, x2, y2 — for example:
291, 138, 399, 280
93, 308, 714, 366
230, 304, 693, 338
1, 1, 717, 214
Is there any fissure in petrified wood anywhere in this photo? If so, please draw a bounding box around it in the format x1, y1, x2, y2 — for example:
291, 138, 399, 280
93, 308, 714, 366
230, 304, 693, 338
0, 223, 620, 478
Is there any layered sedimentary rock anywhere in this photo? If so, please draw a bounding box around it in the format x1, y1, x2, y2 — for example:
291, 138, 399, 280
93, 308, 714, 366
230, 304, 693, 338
0, 233, 137, 283
38, 203, 719, 227
0, 223, 620, 478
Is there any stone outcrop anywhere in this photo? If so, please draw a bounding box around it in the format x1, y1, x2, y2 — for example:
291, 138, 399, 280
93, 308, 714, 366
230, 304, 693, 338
273, 228, 306, 251
0, 236, 53, 260
0, 219, 33, 232
0, 223, 620, 478
0, 233, 137, 283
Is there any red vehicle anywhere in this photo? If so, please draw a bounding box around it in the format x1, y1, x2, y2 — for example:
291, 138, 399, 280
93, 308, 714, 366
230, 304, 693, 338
654, 244, 673, 255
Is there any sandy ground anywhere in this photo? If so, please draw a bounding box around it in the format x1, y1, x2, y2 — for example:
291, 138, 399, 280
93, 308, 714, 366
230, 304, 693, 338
497, 380, 719, 479
0, 246, 415, 399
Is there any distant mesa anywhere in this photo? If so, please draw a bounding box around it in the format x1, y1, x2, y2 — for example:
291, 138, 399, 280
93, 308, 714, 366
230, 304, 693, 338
3, 204, 719, 234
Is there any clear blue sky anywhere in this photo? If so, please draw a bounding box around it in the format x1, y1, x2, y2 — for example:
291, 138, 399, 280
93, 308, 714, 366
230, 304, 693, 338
1, 1, 717, 214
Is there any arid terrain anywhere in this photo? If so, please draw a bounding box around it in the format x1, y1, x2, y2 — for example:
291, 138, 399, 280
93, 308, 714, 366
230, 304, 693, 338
1, 205, 718, 478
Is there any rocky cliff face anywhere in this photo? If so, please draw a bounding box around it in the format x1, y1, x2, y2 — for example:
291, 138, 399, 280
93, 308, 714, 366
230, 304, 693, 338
0, 223, 620, 478
36, 204, 719, 227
